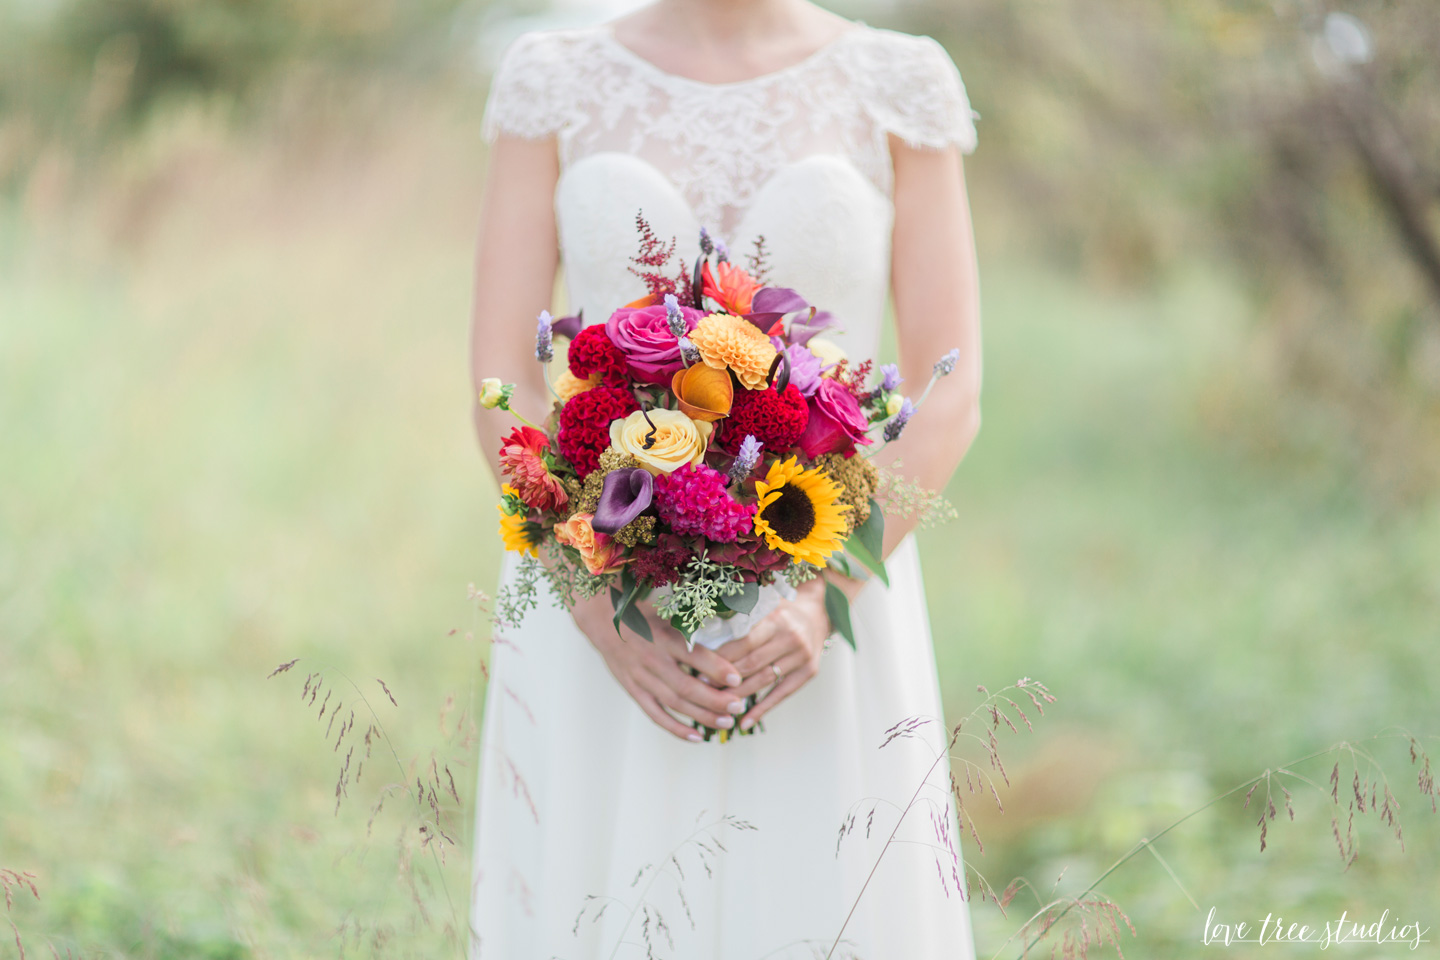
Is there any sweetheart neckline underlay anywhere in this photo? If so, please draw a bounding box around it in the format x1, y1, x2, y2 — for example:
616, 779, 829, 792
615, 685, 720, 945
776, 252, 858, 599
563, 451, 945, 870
555, 151, 892, 245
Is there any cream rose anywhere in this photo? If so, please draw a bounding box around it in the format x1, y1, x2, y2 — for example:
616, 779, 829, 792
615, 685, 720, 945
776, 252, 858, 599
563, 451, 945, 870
477, 377, 507, 408
609, 408, 713, 475
807, 338, 848, 376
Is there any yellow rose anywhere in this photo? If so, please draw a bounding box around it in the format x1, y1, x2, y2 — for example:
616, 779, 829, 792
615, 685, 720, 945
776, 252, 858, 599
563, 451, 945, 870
477, 377, 507, 408
609, 408, 713, 475
807, 338, 847, 376
555, 368, 601, 402
885, 393, 906, 417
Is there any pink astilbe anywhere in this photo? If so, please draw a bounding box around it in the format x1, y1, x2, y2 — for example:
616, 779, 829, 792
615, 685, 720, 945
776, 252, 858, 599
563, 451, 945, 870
499, 426, 568, 512
654, 463, 755, 542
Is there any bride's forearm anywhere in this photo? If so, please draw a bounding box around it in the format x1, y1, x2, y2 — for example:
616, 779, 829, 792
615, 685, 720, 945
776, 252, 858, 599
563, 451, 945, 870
869, 384, 980, 555
469, 134, 563, 486
881, 134, 982, 557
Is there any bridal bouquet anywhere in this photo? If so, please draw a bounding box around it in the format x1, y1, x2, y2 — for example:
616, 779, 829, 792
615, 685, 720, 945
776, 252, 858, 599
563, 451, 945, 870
481, 215, 958, 739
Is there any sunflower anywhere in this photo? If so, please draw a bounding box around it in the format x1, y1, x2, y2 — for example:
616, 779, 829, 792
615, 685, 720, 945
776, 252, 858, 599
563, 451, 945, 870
752, 457, 851, 567
497, 484, 542, 557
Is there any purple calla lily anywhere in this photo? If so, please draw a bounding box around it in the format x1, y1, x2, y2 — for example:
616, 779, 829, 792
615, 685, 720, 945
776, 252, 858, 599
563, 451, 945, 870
744, 286, 810, 332
551, 310, 584, 341
789, 307, 837, 346
592, 467, 654, 534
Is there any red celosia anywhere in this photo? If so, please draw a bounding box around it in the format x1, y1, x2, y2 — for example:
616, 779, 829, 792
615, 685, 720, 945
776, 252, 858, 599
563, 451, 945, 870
721, 384, 809, 454
557, 384, 638, 478
499, 425, 568, 512
567, 324, 629, 385
654, 463, 756, 542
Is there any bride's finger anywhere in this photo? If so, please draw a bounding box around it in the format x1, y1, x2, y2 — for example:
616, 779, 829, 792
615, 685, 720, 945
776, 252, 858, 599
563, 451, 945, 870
668, 637, 744, 688
738, 665, 814, 731
640, 667, 736, 731
649, 662, 743, 726
629, 685, 703, 743
729, 625, 799, 677
713, 617, 778, 664
723, 640, 789, 697
727, 646, 813, 700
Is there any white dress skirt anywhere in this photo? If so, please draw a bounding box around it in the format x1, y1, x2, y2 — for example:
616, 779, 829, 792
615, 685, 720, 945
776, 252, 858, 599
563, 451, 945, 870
471, 20, 980, 960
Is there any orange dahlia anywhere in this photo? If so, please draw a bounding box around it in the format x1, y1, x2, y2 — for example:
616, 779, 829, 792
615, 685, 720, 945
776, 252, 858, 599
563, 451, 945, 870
689, 312, 778, 390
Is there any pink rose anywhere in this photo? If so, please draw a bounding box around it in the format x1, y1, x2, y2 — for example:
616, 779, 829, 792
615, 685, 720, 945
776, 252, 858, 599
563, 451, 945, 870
795, 379, 873, 458
605, 304, 704, 385
553, 513, 627, 575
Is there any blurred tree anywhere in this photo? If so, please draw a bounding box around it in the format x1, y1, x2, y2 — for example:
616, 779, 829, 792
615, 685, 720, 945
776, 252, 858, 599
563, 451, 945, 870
1, 0, 467, 134
896, 0, 1440, 498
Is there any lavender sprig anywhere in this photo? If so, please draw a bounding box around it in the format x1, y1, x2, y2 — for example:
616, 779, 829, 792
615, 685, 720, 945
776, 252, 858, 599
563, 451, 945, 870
933, 348, 959, 378
678, 336, 701, 367
880, 363, 903, 393
728, 435, 763, 484
915, 347, 961, 408
535, 310, 554, 364
882, 398, 916, 443
663, 293, 685, 338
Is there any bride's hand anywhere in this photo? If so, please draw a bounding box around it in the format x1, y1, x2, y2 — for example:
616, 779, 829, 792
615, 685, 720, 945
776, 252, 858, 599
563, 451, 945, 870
712, 578, 832, 732
569, 592, 748, 743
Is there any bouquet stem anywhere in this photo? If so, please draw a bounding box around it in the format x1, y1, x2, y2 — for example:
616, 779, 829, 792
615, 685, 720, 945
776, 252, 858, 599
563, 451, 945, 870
683, 665, 764, 742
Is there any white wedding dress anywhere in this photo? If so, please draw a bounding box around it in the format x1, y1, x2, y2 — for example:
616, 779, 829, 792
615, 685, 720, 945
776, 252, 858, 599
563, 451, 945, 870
471, 20, 979, 960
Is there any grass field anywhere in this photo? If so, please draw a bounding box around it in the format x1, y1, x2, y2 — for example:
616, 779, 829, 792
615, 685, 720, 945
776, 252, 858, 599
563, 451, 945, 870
2, 85, 1436, 958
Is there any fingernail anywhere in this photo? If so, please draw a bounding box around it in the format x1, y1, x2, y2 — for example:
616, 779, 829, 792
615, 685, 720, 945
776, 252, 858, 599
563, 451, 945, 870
687, 733, 703, 743
714, 715, 735, 729
727, 700, 745, 715
726, 672, 742, 686
740, 717, 756, 730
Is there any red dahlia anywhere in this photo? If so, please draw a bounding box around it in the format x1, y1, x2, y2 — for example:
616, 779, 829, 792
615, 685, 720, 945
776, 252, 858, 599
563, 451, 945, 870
567, 324, 629, 385
721, 384, 809, 454
557, 384, 638, 478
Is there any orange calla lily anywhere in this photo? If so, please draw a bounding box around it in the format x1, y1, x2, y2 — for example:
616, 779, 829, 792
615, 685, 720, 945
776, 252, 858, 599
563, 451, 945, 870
624, 293, 660, 308
670, 363, 733, 422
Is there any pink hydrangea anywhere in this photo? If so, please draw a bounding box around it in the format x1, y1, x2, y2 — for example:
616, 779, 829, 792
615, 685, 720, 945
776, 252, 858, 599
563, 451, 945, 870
654, 463, 756, 543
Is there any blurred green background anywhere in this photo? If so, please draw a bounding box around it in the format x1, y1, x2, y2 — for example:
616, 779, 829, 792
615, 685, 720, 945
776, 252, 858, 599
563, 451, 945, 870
1, 0, 1437, 957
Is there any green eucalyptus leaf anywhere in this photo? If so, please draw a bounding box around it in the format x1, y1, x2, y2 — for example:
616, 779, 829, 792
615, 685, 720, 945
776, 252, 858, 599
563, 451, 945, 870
722, 581, 760, 615
618, 599, 653, 643
844, 500, 889, 586
610, 571, 649, 641
823, 578, 856, 651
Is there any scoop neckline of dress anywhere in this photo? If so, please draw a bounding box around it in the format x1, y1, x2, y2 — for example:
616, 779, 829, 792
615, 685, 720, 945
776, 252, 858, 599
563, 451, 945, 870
594, 20, 869, 90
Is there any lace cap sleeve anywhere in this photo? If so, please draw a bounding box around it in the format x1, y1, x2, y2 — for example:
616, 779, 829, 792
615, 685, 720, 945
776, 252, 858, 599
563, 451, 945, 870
866, 32, 978, 154
481, 31, 571, 143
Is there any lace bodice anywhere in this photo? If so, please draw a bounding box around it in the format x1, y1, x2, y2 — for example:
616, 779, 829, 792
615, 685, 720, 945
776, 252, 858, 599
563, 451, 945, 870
483, 22, 977, 237
481, 21, 977, 357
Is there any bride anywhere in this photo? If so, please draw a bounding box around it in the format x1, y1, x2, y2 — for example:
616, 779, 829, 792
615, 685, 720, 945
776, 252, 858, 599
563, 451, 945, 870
467, 0, 982, 956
